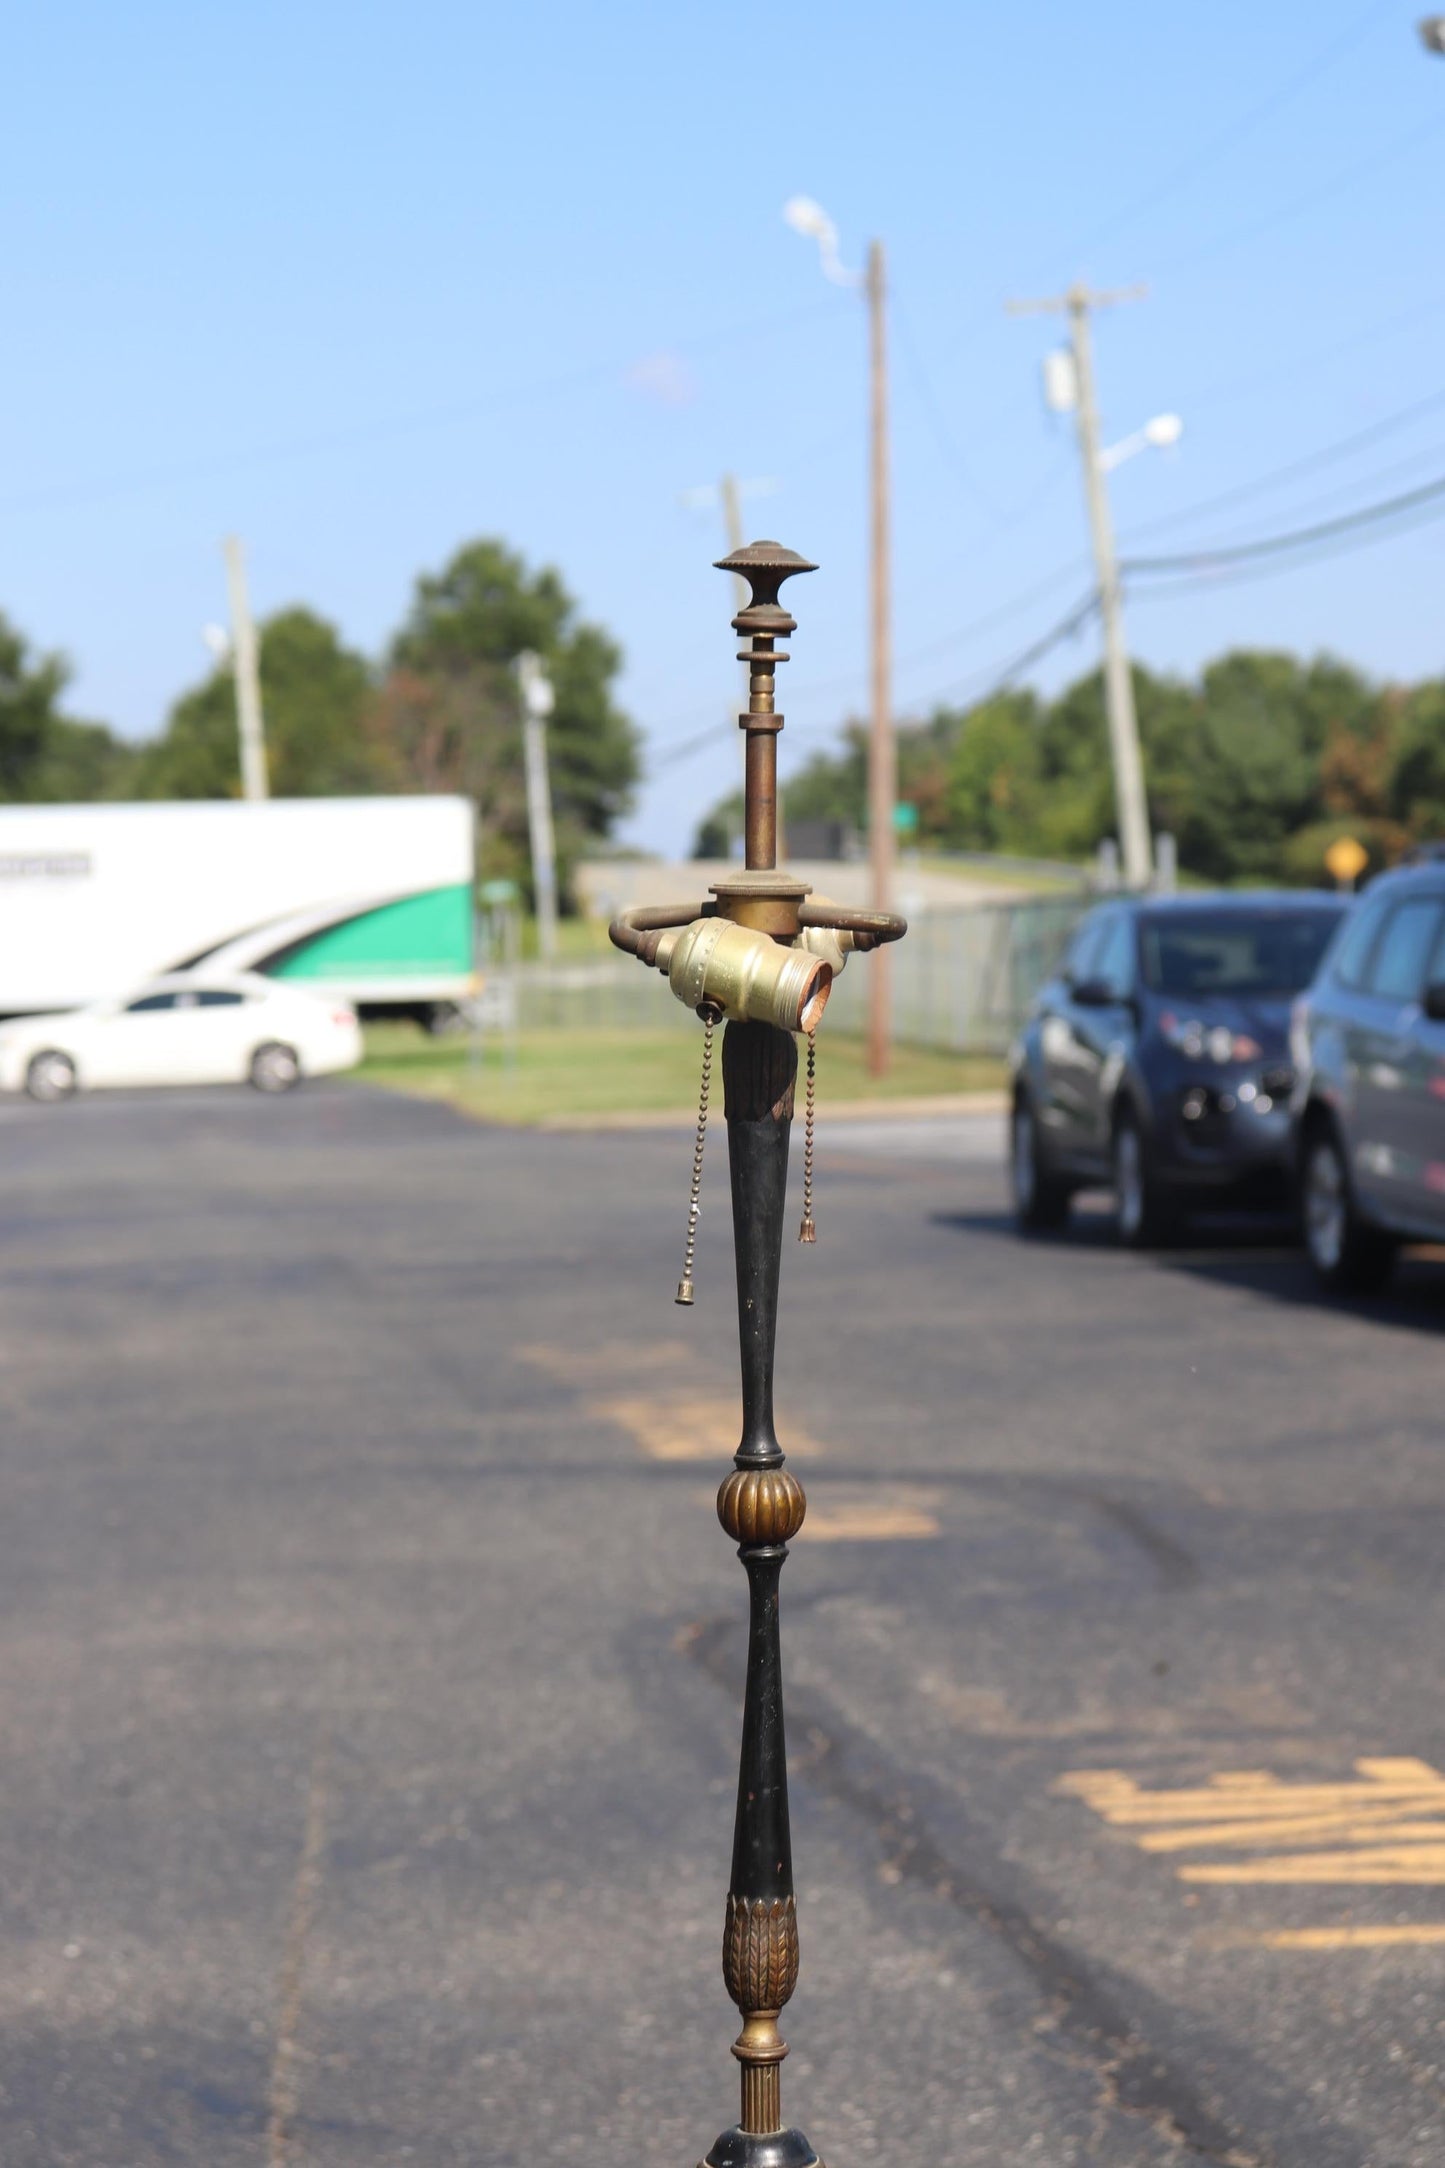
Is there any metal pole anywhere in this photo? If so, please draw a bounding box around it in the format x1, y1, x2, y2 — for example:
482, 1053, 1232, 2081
223, 536, 268, 802
866, 239, 895, 1076
517, 652, 559, 963
1067, 288, 1153, 890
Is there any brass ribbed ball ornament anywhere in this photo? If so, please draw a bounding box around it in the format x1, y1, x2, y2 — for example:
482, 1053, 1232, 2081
609, 545, 905, 2168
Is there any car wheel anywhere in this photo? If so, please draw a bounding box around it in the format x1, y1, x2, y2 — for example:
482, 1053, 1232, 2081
1301, 1123, 1394, 1293
1011, 1092, 1072, 1232
24, 1049, 77, 1103
249, 1041, 302, 1094
1112, 1104, 1175, 1247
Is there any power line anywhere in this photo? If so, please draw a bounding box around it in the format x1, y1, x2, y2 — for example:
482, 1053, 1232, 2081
0, 294, 853, 520
652, 446, 1445, 782
944, 591, 1102, 708
1121, 469, 1445, 575
1179, 289, 1445, 413
891, 289, 1004, 517
1062, 0, 1395, 263
1152, 112, 1445, 281
1119, 387, 1445, 544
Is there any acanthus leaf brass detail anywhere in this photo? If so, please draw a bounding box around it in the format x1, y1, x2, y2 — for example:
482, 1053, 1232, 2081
722, 1893, 800, 2016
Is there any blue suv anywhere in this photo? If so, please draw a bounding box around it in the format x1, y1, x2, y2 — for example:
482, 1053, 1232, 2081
1292, 855, 1445, 1291
1011, 891, 1346, 1244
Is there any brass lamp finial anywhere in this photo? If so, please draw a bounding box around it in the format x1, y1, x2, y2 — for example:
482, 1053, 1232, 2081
714, 541, 816, 873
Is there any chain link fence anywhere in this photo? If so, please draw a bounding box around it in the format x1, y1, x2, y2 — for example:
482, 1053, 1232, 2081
479, 893, 1090, 1054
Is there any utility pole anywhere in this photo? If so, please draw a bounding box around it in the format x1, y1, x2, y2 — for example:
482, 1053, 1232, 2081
1008, 283, 1153, 889
222, 536, 268, 802
516, 651, 559, 962
781, 200, 895, 1073
866, 238, 894, 1076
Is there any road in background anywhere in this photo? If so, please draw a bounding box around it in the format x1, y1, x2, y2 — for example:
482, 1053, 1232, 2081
4, 1086, 1445, 2166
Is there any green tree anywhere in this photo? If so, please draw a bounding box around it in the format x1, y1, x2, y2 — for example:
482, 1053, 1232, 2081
29, 717, 139, 801
376, 539, 639, 897
0, 612, 65, 796
0, 611, 138, 802
1389, 679, 1445, 839
943, 691, 1046, 850
138, 607, 375, 799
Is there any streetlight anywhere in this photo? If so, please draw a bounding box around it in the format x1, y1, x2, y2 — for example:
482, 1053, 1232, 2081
1020, 288, 1176, 888
783, 196, 895, 1075
1098, 411, 1184, 475
221, 537, 268, 803
516, 651, 559, 962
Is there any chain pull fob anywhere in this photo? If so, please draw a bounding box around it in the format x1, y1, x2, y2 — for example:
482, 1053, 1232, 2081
798, 1028, 817, 1244
675, 1001, 723, 1304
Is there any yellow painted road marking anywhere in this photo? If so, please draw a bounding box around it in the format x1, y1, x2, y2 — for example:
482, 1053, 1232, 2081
1062, 1759, 1445, 1890
1182, 1849, 1445, 1884
591, 1393, 824, 1462
1244, 1926, 1445, 1949
796, 1490, 940, 1542
521, 1344, 824, 1461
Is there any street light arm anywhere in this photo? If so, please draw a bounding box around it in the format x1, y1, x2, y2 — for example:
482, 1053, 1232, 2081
1100, 412, 1184, 474
782, 195, 864, 288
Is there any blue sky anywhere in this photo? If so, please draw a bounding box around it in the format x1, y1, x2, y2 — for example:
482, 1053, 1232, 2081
3, 0, 1443, 852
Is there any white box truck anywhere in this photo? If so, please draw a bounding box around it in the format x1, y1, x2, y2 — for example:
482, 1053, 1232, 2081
0, 797, 476, 1024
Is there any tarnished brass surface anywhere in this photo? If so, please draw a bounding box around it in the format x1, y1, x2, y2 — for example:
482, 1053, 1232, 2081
717, 1466, 807, 1545
796, 897, 908, 943
723, 1894, 800, 2015
653, 920, 831, 1035
710, 872, 811, 938
715, 542, 816, 871
739, 2056, 784, 2138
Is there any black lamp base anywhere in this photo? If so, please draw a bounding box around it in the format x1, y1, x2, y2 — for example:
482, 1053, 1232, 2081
702, 2126, 823, 2168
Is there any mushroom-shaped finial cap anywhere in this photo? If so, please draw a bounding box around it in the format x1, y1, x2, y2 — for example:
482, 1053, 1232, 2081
715, 540, 816, 638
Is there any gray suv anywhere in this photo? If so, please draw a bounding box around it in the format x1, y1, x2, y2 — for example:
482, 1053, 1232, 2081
1292, 854, 1445, 1290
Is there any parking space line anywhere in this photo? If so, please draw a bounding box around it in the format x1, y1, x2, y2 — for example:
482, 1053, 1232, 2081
521, 1343, 824, 1462
1245, 1926, 1445, 1949
795, 1490, 940, 1542
1062, 1758, 1445, 1893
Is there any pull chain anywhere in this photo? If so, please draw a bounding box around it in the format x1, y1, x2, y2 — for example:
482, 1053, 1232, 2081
675, 1002, 721, 1305
798, 1029, 817, 1244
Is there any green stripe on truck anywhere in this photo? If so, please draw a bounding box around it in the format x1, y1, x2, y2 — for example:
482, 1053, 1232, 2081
269, 884, 473, 979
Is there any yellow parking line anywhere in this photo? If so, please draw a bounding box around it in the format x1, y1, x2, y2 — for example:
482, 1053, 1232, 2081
1248, 1926, 1445, 1949
1181, 1848, 1445, 1884
796, 1491, 940, 1542
521, 1343, 824, 1462
588, 1392, 819, 1462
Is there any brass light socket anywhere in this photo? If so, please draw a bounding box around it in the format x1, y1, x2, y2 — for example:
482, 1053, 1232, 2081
653, 920, 831, 1035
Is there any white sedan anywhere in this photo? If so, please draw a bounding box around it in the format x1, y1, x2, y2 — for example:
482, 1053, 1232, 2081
0, 974, 363, 1101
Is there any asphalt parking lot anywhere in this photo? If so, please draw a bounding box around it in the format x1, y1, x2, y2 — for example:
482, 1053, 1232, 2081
5, 1081, 1445, 2167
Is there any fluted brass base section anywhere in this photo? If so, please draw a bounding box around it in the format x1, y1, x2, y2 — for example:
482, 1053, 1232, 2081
741, 2059, 782, 2136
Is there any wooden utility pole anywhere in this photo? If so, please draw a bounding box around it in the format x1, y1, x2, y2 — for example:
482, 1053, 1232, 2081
222, 536, 268, 802
516, 651, 559, 961
1007, 283, 1152, 889
866, 239, 894, 1077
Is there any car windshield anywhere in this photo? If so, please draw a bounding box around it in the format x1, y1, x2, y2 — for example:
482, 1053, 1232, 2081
1139, 910, 1341, 999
